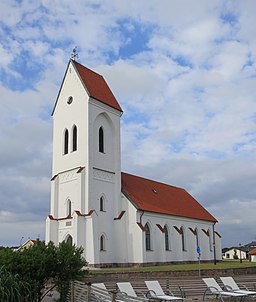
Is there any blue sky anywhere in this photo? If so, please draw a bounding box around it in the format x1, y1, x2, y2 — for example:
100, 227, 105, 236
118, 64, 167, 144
0, 0, 256, 248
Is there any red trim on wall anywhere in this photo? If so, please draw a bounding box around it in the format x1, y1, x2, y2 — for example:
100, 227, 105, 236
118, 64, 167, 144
77, 166, 85, 173
173, 226, 183, 234
202, 229, 210, 236
214, 231, 222, 238
156, 224, 166, 233
75, 210, 95, 217
51, 174, 58, 181
189, 227, 197, 236
114, 211, 126, 220
48, 214, 72, 221
137, 222, 146, 231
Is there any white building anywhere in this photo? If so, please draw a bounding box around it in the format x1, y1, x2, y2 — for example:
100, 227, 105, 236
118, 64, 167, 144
45, 59, 222, 267
222, 247, 247, 260
248, 248, 256, 262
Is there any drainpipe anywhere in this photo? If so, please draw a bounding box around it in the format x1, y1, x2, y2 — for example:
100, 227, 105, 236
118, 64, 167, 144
139, 210, 145, 224
213, 222, 217, 265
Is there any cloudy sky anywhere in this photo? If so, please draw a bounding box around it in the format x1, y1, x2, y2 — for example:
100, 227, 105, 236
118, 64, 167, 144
0, 0, 256, 248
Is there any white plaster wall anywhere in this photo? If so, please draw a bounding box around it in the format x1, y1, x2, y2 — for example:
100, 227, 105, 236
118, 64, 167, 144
251, 255, 256, 262
52, 61, 89, 175
120, 196, 220, 264
116, 194, 142, 264
83, 100, 122, 265
45, 217, 58, 244
88, 101, 121, 216
223, 248, 246, 260
57, 169, 80, 217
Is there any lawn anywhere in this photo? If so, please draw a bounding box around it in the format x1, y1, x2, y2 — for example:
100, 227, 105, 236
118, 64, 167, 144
90, 260, 256, 274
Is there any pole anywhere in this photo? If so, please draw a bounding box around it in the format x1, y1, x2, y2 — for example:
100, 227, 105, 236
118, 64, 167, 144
197, 246, 201, 277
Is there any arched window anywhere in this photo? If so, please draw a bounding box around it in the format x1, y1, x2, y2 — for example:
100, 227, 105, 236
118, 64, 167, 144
64, 129, 69, 155
99, 126, 104, 153
145, 223, 151, 251
66, 235, 73, 246
181, 227, 186, 251
72, 125, 77, 152
100, 196, 105, 212
67, 199, 72, 216
164, 225, 170, 251
100, 235, 106, 251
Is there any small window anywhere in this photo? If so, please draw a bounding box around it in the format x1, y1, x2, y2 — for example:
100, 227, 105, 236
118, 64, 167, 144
67, 96, 73, 104
100, 196, 105, 212
64, 129, 69, 155
72, 125, 77, 152
145, 223, 151, 251
67, 199, 72, 216
100, 235, 106, 251
99, 127, 104, 153
164, 225, 170, 251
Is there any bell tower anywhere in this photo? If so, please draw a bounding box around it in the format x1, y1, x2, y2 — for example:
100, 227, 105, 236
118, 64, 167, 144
45, 59, 123, 265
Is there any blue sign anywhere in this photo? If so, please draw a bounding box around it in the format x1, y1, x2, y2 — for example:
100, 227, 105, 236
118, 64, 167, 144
197, 246, 201, 254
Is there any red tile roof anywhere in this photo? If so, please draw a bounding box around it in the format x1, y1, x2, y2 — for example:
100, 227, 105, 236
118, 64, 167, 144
248, 248, 256, 255
121, 172, 217, 222
73, 60, 122, 112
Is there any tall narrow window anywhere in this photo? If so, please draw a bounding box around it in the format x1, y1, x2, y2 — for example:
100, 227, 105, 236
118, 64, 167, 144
164, 225, 170, 251
181, 227, 186, 251
100, 235, 105, 251
99, 126, 104, 153
145, 223, 151, 251
67, 199, 72, 216
64, 129, 69, 154
72, 125, 77, 152
100, 196, 105, 211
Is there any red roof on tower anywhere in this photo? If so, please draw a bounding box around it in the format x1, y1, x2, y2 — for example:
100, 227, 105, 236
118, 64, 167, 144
73, 60, 122, 112
121, 172, 217, 222
52, 60, 122, 115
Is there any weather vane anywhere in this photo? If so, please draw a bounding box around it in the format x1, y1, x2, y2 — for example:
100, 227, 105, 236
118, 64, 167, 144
71, 46, 79, 61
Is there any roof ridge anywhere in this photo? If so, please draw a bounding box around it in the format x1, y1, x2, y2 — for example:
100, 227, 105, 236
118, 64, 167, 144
121, 171, 183, 190
72, 60, 123, 112
72, 59, 104, 78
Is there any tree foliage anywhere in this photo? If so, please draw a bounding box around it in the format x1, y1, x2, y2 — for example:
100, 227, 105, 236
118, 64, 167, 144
0, 241, 88, 302
0, 267, 33, 302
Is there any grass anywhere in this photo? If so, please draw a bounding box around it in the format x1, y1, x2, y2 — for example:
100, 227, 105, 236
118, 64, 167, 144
90, 260, 256, 274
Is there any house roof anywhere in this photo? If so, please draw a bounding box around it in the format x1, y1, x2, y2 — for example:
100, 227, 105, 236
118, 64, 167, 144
121, 172, 217, 222
248, 248, 256, 255
73, 60, 122, 112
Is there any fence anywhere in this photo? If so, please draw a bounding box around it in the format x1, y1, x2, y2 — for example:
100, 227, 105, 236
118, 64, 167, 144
68, 274, 256, 302
69, 281, 153, 302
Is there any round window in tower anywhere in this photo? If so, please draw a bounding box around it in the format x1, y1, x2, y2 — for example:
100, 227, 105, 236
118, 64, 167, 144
67, 96, 73, 104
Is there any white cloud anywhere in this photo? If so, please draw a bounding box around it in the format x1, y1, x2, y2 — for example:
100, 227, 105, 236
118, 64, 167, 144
0, 0, 256, 248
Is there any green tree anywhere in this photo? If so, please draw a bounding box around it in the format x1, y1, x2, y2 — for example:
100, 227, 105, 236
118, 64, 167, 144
0, 241, 88, 302
54, 241, 87, 302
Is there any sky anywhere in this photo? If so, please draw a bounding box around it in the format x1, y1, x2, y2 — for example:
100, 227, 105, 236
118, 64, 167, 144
0, 0, 256, 249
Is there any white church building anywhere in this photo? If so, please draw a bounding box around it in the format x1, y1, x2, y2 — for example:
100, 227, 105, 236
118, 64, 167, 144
45, 59, 222, 267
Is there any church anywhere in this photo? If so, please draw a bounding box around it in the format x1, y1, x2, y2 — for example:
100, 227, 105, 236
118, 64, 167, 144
45, 59, 222, 267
